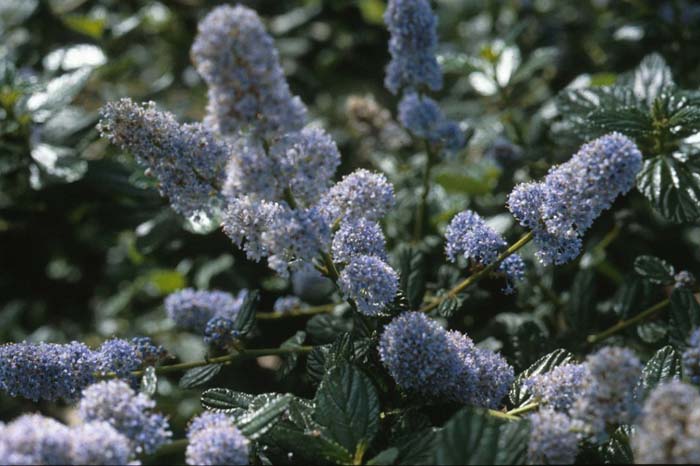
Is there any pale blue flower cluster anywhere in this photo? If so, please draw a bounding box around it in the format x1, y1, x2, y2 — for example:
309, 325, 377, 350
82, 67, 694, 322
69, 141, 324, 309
398, 93, 466, 153
508, 133, 643, 264
338, 255, 399, 316
571, 346, 641, 439
98, 98, 230, 219
445, 210, 525, 292
93, 338, 141, 378
191, 4, 307, 139
384, 0, 442, 94
78, 380, 172, 454
683, 328, 700, 384
131, 336, 168, 366
675, 270, 696, 289
204, 317, 239, 349
332, 217, 387, 264
186, 412, 249, 465
0, 341, 96, 402
379, 311, 513, 407
273, 295, 302, 313
632, 380, 700, 463
0, 414, 133, 465
165, 288, 247, 333
321, 169, 395, 222
527, 408, 582, 465
524, 363, 588, 412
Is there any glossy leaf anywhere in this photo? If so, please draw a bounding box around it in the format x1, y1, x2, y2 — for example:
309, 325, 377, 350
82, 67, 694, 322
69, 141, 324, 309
509, 348, 576, 407
635, 346, 681, 400
636, 154, 700, 224
179, 364, 222, 389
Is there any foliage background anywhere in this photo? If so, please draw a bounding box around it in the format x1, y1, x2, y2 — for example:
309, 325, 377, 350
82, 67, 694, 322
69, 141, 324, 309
2, 0, 700, 462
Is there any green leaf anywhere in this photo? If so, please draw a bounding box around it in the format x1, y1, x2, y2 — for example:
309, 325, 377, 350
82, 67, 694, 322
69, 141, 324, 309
613, 276, 654, 319
669, 288, 700, 347
601, 425, 634, 464
179, 364, 222, 389
233, 290, 259, 336
29, 143, 87, 186
307, 345, 331, 383
397, 245, 426, 309
629, 53, 674, 106
367, 448, 399, 465
201, 388, 254, 412
276, 331, 306, 380
509, 349, 576, 407
636, 154, 700, 224
633, 255, 675, 284
27, 67, 92, 122
433, 408, 529, 465
434, 163, 501, 196
566, 269, 596, 334
306, 314, 353, 344
314, 365, 380, 454
237, 393, 293, 440
635, 346, 681, 400
437, 294, 461, 318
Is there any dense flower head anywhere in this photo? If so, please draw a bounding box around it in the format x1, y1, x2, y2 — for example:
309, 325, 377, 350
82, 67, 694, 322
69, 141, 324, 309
69, 422, 133, 466
508, 133, 642, 265
204, 317, 239, 349
398, 93, 466, 153
0, 414, 73, 465
78, 380, 172, 454
131, 337, 168, 366
384, 0, 442, 94
321, 169, 395, 222
98, 98, 230, 219
338, 255, 399, 316
332, 217, 387, 264
683, 328, 700, 384
445, 209, 525, 291
93, 338, 141, 378
190, 4, 306, 138
0, 341, 95, 402
572, 346, 641, 438
524, 363, 588, 412
186, 412, 250, 465
527, 409, 581, 465
165, 288, 247, 333
675, 270, 697, 289
379, 311, 513, 407
273, 295, 302, 313
632, 380, 700, 464
224, 127, 340, 206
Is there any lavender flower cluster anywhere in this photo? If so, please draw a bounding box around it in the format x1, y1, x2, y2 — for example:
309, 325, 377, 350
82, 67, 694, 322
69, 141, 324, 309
508, 133, 643, 264
379, 311, 513, 408
186, 412, 249, 465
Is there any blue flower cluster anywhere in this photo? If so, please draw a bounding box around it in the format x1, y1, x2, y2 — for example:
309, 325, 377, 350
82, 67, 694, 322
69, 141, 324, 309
78, 380, 172, 455
131, 336, 168, 366
191, 4, 307, 139
186, 412, 249, 465
332, 217, 387, 265
93, 338, 142, 378
632, 380, 700, 463
273, 295, 302, 313
165, 288, 247, 333
321, 169, 395, 223
338, 255, 399, 316
204, 317, 239, 350
445, 209, 525, 292
524, 363, 588, 412
683, 328, 700, 384
675, 270, 697, 289
508, 133, 643, 264
379, 311, 513, 407
398, 93, 466, 153
571, 346, 641, 439
527, 408, 582, 465
98, 98, 230, 219
0, 414, 133, 465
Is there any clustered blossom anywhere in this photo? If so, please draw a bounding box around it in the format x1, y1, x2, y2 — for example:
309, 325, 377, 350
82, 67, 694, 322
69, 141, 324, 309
93, 338, 141, 378
571, 346, 641, 438
524, 363, 588, 412
379, 312, 513, 407
0, 341, 96, 402
0, 414, 133, 465
527, 408, 582, 465
632, 380, 700, 463
445, 210, 526, 292
321, 169, 395, 222
78, 380, 172, 455
131, 336, 168, 366
508, 133, 643, 265
338, 255, 399, 316
332, 218, 387, 264
675, 270, 697, 289
186, 412, 250, 466
204, 317, 239, 349
190, 4, 306, 138
165, 288, 247, 333
398, 93, 466, 153
273, 295, 302, 313
97, 98, 230, 219
384, 0, 442, 94
683, 328, 700, 384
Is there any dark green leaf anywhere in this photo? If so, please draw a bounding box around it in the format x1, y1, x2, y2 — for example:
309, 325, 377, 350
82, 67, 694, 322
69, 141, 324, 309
637, 154, 700, 224
512, 320, 548, 370
179, 364, 222, 389
433, 408, 529, 465
276, 331, 306, 380
314, 364, 380, 453
237, 393, 293, 439
601, 425, 634, 464
633, 255, 675, 284
26, 67, 92, 122
509, 349, 576, 407
566, 269, 596, 334
201, 388, 254, 412
307, 345, 331, 383
613, 276, 653, 319
437, 294, 461, 318
306, 314, 353, 344
629, 53, 674, 106
669, 288, 700, 347
635, 346, 681, 400
233, 290, 259, 336
397, 245, 426, 309
636, 321, 668, 343
367, 448, 399, 465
